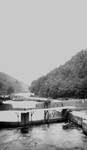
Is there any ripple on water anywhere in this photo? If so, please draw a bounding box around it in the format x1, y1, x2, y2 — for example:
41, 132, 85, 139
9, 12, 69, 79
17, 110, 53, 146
0, 123, 87, 150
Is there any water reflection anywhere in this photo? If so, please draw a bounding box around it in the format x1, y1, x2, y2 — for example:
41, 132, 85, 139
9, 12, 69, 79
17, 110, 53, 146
0, 123, 87, 150
20, 126, 29, 134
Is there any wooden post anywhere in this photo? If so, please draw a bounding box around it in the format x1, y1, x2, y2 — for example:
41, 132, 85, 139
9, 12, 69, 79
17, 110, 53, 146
62, 109, 69, 122
30, 111, 34, 121
21, 112, 29, 126
44, 110, 47, 120
44, 110, 49, 122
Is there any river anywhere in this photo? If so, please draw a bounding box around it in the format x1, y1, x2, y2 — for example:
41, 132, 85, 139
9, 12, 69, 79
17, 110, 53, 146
0, 123, 87, 150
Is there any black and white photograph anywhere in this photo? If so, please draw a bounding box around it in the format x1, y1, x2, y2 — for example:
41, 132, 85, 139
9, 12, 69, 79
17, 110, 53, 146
0, 0, 87, 150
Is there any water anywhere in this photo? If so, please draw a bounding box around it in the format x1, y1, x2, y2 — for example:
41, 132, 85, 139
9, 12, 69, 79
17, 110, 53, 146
1, 94, 87, 150
0, 123, 87, 150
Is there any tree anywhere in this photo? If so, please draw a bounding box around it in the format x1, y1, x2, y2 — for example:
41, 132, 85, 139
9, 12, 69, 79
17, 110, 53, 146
0, 82, 3, 89
7, 86, 14, 94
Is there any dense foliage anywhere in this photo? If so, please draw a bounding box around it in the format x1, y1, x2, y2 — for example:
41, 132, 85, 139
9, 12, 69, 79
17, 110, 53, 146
30, 50, 87, 99
7, 86, 14, 94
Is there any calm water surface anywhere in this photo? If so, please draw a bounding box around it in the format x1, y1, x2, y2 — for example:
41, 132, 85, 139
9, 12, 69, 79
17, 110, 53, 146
0, 123, 87, 150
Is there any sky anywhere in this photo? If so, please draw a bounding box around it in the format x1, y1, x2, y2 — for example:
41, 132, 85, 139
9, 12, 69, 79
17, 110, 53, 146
0, 0, 87, 85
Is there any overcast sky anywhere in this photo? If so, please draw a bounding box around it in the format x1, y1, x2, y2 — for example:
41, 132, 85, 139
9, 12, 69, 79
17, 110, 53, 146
0, 0, 87, 84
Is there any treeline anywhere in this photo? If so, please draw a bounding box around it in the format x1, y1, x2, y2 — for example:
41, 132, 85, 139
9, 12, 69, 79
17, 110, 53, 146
0, 72, 29, 95
0, 82, 14, 95
29, 50, 87, 99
